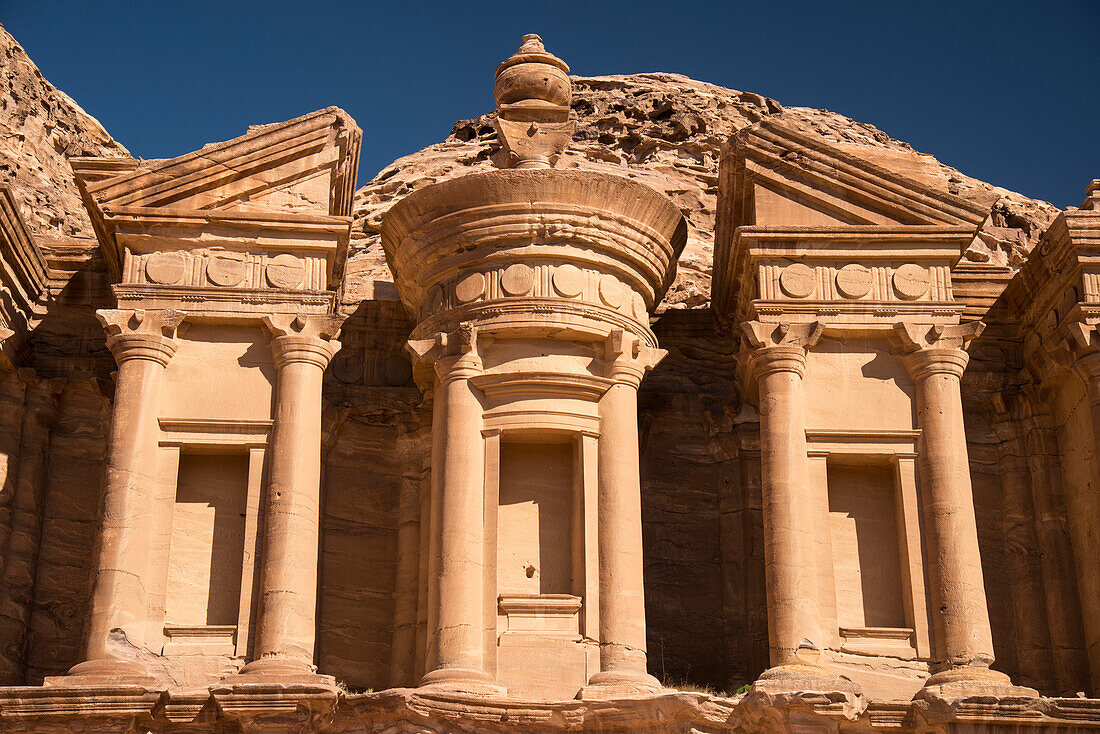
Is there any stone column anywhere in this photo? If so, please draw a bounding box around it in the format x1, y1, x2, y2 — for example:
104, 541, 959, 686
236, 314, 343, 681
66, 309, 184, 682
418, 331, 500, 693
898, 322, 1032, 697
741, 321, 827, 672
582, 331, 663, 697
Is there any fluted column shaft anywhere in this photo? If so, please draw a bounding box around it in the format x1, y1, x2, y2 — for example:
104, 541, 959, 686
246, 331, 338, 675
905, 347, 994, 670
420, 352, 495, 689
751, 346, 823, 668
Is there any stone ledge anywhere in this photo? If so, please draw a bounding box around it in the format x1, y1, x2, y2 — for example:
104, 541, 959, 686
1, 684, 1099, 733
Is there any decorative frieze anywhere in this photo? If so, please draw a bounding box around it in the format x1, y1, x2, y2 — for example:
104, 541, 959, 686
126, 249, 325, 291
762, 261, 950, 303
419, 262, 647, 325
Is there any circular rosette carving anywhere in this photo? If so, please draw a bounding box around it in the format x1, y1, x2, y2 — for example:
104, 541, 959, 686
382, 355, 413, 386
552, 264, 584, 297
598, 274, 626, 308
206, 255, 248, 287
266, 254, 305, 289
330, 350, 363, 384
454, 273, 486, 303
500, 264, 534, 296
779, 264, 815, 298
835, 264, 873, 299
892, 264, 930, 300
631, 292, 648, 321
144, 252, 186, 285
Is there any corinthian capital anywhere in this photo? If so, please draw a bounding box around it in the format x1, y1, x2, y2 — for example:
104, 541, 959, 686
96, 309, 186, 366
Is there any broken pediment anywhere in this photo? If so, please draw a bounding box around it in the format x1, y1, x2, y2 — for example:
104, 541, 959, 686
718, 118, 989, 231
71, 107, 361, 282
713, 118, 990, 322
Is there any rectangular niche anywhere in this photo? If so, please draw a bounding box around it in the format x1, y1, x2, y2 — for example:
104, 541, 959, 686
827, 460, 907, 630
164, 452, 248, 628
497, 440, 574, 596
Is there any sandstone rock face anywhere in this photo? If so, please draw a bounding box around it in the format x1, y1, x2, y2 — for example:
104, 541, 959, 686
348, 73, 1058, 311
0, 24, 129, 241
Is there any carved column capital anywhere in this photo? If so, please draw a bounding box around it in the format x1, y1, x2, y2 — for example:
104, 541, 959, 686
263, 314, 345, 370
741, 321, 822, 379
96, 309, 186, 367
407, 324, 483, 383
602, 329, 665, 388
1065, 322, 1100, 395
895, 321, 984, 382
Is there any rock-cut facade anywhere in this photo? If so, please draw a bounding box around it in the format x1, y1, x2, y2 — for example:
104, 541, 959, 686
0, 25, 1097, 733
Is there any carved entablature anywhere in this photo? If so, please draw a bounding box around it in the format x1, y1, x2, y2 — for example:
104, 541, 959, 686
713, 118, 987, 332
71, 108, 361, 319
1008, 182, 1100, 386
381, 168, 687, 348
739, 227, 970, 328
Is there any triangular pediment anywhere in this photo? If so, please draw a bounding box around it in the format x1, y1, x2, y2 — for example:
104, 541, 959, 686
721, 118, 988, 229
72, 106, 361, 219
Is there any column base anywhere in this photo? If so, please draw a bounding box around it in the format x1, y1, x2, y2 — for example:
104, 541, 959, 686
44, 658, 161, 688
578, 670, 663, 700
418, 667, 506, 697
914, 665, 1038, 701
221, 656, 336, 688
750, 664, 863, 696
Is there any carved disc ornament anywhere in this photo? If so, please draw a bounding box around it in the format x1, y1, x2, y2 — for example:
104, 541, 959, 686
892, 263, 930, 300
835, 264, 873, 299
500, 264, 534, 296
427, 285, 445, 312
266, 254, 305, 289
779, 264, 815, 298
455, 273, 486, 303
552, 264, 584, 297
207, 255, 248, 287
598, 274, 626, 307
145, 252, 186, 285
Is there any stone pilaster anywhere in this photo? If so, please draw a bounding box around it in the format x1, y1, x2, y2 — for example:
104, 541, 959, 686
390, 410, 430, 687
581, 330, 664, 698
234, 314, 343, 682
64, 309, 184, 684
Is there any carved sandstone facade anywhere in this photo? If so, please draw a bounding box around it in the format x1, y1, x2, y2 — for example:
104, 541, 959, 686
0, 31, 1097, 734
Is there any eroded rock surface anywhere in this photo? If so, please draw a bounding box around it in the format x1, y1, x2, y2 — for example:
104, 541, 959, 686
0, 24, 129, 241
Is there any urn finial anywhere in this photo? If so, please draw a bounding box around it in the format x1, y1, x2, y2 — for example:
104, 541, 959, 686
492, 34, 575, 169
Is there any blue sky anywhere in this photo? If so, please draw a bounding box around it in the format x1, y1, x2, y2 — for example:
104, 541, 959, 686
4, 1, 1098, 207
